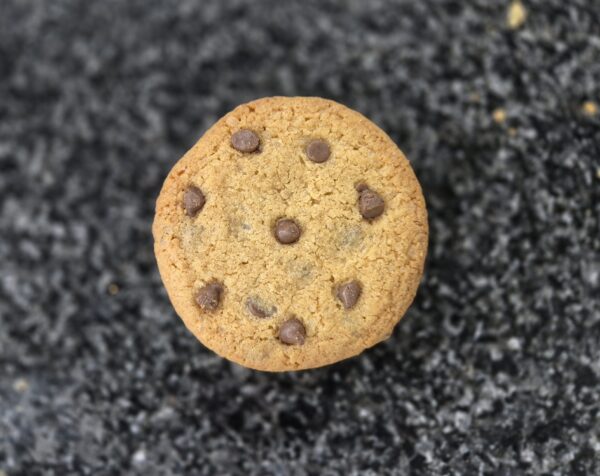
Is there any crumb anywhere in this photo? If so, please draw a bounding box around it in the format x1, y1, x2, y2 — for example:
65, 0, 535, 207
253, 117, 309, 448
582, 101, 598, 117
108, 283, 120, 295
507, 1, 527, 29
493, 108, 507, 124
508, 127, 518, 136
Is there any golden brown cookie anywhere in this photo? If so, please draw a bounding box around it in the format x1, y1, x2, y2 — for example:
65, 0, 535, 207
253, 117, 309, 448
153, 97, 428, 371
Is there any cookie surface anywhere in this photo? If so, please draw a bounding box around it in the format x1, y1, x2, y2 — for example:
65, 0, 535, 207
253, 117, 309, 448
153, 97, 428, 371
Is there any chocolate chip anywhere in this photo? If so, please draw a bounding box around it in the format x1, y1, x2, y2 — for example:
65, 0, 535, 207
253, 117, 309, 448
246, 297, 276, 318
358, 187, 385, 219
274, 218, 301, 244
278, 317, 306, 345
183, 186, 206, 217
336, 280, 362, 309
231, 129, 260, 153
195, 282, 223, 311
306, 139, 330, 163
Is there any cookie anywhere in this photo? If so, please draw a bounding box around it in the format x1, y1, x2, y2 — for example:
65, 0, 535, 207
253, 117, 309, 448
153, 97, 428, 371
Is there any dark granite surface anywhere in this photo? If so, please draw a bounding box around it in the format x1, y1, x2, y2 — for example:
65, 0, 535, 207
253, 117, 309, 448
1, 1, 599, 474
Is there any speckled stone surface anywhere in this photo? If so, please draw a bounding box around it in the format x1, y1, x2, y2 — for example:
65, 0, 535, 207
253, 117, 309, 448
0, 1, 599, 475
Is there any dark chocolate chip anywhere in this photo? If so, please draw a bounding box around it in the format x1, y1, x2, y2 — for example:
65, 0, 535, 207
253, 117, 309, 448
231, 129, 260, 153
274, 218, 301, 244
183, 186, 206, 217
358, 187, 385, 219
195, 282, 223, 311
246, 297, 277, 318
336, 280, 362, 309
278, 317, 306, 345
355, 182, 369, 192
306, 139, 330, 163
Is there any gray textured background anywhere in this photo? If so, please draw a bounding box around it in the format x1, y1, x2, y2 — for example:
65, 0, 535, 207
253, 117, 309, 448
1, 0, 599, 475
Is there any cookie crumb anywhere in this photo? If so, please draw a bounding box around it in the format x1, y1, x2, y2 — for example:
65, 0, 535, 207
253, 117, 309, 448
13, 378, 29, 393
507, 1, 527, 29
582, 101, 598, 117
107, 283, 120, 295
508, 127, 518, 136
493, 108, 507, 124
596, 168, 600, 180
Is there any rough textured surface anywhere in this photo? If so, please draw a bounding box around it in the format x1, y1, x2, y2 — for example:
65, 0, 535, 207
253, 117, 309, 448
0, 0, 599, 474
153, 97, 427, 371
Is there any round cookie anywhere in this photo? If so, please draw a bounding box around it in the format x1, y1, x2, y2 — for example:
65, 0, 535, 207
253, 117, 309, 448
153, 97, 428, 371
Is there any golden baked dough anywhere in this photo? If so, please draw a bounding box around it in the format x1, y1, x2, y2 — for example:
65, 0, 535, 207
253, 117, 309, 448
153, 97, 428, 371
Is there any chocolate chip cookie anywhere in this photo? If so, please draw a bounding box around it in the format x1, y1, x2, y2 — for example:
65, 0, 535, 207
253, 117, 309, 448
153, 97, 428, 371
